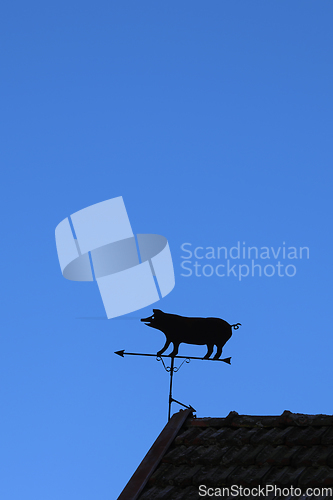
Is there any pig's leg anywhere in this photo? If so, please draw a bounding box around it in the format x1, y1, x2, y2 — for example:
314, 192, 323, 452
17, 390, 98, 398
214, 345, 223, 360
203, 343, 214, 359
169, 342, 180, 357
157, 339, 171, 357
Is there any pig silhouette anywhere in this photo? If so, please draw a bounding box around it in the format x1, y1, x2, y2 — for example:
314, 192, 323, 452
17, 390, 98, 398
141, 309, 241, 360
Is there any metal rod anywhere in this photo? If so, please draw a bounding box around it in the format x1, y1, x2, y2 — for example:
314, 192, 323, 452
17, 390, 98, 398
170, 398, 195, 411
115, 350, 231, 364
115, 349, 230, 420
168, 357, 175, 421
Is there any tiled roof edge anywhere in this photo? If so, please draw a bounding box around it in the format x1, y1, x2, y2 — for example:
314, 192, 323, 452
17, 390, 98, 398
187, 410, 333, 428
117, 408, 193, 500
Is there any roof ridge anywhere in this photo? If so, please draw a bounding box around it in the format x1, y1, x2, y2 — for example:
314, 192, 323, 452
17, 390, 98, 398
187, 410, 333, 428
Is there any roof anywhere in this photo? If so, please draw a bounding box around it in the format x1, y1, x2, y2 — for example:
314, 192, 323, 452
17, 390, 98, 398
118, 409, 333, 500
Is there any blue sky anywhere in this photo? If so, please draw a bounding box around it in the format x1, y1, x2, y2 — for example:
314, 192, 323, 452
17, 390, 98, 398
1, 1, 333, 498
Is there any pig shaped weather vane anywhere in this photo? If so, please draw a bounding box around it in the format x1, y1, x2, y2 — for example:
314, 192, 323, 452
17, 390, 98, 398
115, 309, 241, 420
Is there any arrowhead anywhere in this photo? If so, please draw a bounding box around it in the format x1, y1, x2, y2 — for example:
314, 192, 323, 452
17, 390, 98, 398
115, 350, 125, 357
222, 357, 232, 365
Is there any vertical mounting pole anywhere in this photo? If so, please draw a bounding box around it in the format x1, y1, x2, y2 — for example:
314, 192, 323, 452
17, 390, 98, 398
168, 356, 175, 421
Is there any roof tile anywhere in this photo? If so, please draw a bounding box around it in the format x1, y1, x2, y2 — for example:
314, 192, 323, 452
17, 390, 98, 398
203, 427, 235, 445
321, 427, 333, 445
262, 465, 293, 485
250, 428, 283, 446
228, 464, 271, 486
174, 426, 202, 446
172, 465, 202, 487
174, 486, 199, 500
233, 444, 266, 465
212, 427, 246, 447
162, 445, 188, 465
327, 450, 333, 468
252, 427, 290, 445
150, 463, 188, 488
257, 445, 301, 466
299, 465, 333, 487
293, 445, 332, 467
276, 466, 306, 486
270, 426, 296, 444
192, 464, 237, 487
190, 427, 219, 445
176, 444, 223, 466
147, 463, 175, 486
139, 485, 174, 500
285, 426, 327, 446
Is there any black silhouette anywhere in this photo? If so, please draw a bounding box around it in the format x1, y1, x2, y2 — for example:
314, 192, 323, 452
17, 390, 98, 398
141, 309, 241, 360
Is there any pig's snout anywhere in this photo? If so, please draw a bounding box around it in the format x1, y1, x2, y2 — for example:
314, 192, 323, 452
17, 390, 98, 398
141, 314, 154, 324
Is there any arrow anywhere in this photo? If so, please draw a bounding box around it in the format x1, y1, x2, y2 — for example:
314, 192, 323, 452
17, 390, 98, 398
114, 350, 231, 364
